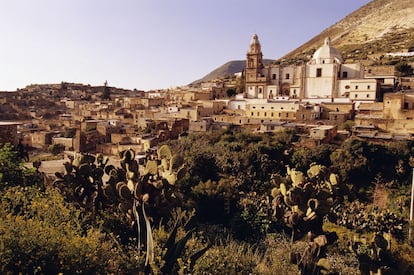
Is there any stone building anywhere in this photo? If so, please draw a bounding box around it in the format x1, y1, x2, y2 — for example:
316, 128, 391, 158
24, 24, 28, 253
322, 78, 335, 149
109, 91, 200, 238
355, 92, 414, 136
244, 34, 383, 103
0, 122, 21, 146
246, 100, 300, 121
30, 131, 55, 148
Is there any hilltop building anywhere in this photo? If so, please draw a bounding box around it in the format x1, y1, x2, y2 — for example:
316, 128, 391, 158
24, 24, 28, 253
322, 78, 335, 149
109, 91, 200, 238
245, 34, 382, 103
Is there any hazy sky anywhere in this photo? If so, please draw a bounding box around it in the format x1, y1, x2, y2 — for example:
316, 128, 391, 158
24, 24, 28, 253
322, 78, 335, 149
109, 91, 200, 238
0, 0, 371, 91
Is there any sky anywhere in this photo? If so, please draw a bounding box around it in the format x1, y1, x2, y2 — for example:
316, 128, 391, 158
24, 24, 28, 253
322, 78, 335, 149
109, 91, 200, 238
0, 0, 372, 92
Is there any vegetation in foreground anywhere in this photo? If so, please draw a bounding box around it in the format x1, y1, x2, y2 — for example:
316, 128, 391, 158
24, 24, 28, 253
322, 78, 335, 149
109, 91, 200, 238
1, 128, 414, 274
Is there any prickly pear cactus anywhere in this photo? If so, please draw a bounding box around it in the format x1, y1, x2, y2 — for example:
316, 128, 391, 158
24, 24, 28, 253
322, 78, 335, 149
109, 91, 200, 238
350, 232, 397, 274
272, 163, 342, 240
272, 163, 346, 275
54, 153, 109, 210
53, 145, 188, 267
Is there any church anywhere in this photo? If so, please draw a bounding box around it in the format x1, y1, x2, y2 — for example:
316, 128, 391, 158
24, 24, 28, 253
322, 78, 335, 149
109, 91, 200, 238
244, 34, 379, 103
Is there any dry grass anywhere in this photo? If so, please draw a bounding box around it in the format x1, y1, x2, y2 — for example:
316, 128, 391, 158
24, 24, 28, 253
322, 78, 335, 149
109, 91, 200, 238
373, 183, 389, 209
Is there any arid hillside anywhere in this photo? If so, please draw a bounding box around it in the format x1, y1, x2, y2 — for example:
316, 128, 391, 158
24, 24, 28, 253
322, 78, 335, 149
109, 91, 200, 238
281, 0, 414, 64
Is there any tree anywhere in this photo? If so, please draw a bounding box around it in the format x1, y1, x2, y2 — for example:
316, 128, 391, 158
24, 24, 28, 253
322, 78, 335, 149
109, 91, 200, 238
341, 120, 355, 132
330, 138, 370, 186
0, 143, 22, 188
226, 88, 237, 98
48, 143, 65, 155
291, 144, 334, 171
0, 143, 43, 191
395, 62, 413, 77
189, 153, 220, 182
101, 80, 111, 100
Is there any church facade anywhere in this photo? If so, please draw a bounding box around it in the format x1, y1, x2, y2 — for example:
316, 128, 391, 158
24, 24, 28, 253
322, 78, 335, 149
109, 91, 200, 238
245, 34, 379, 102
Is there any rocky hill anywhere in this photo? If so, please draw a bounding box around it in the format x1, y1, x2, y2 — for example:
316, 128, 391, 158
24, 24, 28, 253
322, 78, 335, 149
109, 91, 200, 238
281, 0, 414, 64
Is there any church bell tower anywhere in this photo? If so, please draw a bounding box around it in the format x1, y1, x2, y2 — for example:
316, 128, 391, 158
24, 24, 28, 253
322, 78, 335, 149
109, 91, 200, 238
246, 34, 264, 83
245, 34, 267, 99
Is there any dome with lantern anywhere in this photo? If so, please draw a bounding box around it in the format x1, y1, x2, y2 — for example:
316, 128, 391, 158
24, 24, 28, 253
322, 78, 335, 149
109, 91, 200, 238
309, 37, 343, 64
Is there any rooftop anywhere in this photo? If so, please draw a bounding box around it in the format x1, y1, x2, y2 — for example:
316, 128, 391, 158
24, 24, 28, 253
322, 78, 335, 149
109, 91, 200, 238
0, 121, 23, 126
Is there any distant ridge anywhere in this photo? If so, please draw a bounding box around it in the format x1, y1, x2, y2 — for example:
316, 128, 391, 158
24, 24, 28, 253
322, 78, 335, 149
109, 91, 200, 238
192, 59, 273, 85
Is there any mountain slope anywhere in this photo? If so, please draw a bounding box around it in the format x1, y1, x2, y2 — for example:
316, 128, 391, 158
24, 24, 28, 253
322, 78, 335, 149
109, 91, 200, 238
192, 59, 273, 85
280, 0, 414, 63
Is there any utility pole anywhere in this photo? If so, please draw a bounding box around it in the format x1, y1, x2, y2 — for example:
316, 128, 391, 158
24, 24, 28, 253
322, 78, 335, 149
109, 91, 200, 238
410, 168, 414, 242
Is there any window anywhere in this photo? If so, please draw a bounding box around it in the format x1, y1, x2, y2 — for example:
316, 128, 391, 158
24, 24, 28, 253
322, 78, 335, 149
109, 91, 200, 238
342, 72, 348, 78
404, 102, 409, 109
278, 113, 281, 117
251, 112, 253, 116
285, 73, 290, 80
366, 94, 370, 98
286, 113, 289, 118
316, 68, 322, 77
354, 94, 358, 98
264, 112, 267, 117
272, 74, 276, 80
355, 85, 358, 90
367, 85, 370, 90
259, 88, 262, 94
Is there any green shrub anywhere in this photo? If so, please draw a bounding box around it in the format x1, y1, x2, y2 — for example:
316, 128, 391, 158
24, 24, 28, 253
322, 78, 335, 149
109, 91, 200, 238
193, 238, 265, 274
193, 235, 310, 274
0, 143, 44, 191
48, 143, 65, 155
0, 186, 139, 274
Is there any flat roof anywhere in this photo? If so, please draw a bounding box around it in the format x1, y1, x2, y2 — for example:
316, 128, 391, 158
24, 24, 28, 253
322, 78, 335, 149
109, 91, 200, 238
311, 125, 336, 130
0, 121, 23, 126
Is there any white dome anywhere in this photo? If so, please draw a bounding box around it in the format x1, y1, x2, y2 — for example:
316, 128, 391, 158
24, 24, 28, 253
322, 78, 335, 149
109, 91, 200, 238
310, 37, 343, 64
